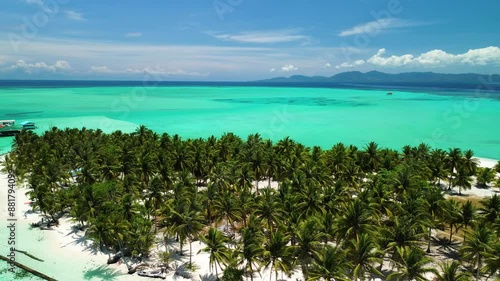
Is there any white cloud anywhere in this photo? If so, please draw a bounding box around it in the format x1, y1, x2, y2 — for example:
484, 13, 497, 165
125, 67, 208, 77
339, 18, 420, 37
366, 47, 500, 67
324, 63, 332, 68
270, 68, 276, 72
367, 48, 414, 66
89, 65, 206, 76
5, 60, 71, 73
125, 32, 143, 37
90, 66, 112, 73
209, 29, 310, 44
65, 10, 85, 21
335, 60, 365, 69
281, 64, 298, 72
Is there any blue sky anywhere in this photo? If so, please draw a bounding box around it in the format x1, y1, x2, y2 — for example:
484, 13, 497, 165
0, 0, 499, 80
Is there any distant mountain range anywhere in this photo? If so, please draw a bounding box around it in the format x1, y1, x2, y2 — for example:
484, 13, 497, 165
256, 71, 500, 84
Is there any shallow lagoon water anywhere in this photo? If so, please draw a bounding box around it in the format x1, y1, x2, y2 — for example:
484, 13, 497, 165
0, 85, 499, 158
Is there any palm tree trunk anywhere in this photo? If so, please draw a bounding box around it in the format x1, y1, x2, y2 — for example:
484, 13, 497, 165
249, 262, 254, 281
270, 261, 273, 281
476, 255, 481, 281
449, 224, 453, 244
189, 241, 192, 266
426, 227, 432, 253
215, 260, 219, 280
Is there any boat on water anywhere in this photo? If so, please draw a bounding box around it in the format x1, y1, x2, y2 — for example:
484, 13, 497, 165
0, 120, 36, 137
387, 92, 393, 95
21, 121, 37, 130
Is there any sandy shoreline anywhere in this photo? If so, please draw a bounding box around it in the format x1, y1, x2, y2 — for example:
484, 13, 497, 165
0, 154, 498, 281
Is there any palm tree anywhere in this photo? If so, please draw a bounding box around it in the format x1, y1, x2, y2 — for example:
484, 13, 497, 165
239, 226, 265, 281
434, 261, 472, 281
459, 201, 477, 241
453, 166, 473, 195
347, 233, 383, 281
295, 218, 323, 280
447, 148, 462, 190
335, 198, 373, 242
363, 141, 381, 173
387, 246, 436, 281
429, 149, 449, 186
460, 225, 494, 281
172, 210, 205, 266
479, 194, 500, 224
424, 186, 445, 252
476, 167, 496, 188
254, 188, 283, 234
213, 190, 242, 235
308, 245, 349, 281
442, 199, 462, 244
264, 231, 294, 281
200, 228, 230, 279
483, 241, 500, 279
462, 149, 479, 176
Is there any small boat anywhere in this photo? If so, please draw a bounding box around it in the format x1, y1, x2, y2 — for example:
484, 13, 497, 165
137, 268, 166, 279
0, 120, 21, 137
0, 120, 36, 136
21, 121, 37, 130
387, 92, 393, 95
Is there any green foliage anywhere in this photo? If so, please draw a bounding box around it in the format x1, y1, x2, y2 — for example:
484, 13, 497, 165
4, 127, 500, 280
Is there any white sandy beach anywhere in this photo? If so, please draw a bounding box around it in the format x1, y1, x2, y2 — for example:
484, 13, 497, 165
0, 155, 498, 281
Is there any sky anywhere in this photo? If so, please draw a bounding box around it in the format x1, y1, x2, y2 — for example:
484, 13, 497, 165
0, 0, 499, 81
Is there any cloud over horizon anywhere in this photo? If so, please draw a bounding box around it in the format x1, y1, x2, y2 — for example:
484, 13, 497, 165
335, 47, 500, 69
338, 18, 422, 37
4, 60, 71, 73
209, 29, 310, 44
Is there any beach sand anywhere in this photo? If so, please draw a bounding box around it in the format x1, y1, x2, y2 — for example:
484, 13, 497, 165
0, 154, 498, 281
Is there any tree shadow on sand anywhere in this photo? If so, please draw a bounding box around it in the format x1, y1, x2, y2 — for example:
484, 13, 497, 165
199, 273, 218, 281
431, 236, 461, 259
83, 265, 125, 280
61, 231, 100, 255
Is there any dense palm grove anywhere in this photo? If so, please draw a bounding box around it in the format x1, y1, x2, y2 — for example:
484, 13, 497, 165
3, 126, 500, 281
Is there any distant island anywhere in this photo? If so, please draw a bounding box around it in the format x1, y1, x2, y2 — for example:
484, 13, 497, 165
256, 71, 500, 84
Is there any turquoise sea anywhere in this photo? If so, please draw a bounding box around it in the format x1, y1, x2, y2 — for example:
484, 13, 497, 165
1, 82, 499, 159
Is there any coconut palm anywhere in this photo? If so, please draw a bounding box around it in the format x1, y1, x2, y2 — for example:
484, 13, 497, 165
459, 201, 477, 240
387, 246, 436, 281
476, 167, 496, 188
295, 218, 324, 279
424, 185, 445, 252
447, 148, 463, 190
172, 210, 205, 266
479, 194, 500, 224
434, 261, 473, 281
264, 231, 294, 281
454, 166, 473, 195
429, 149, 449, 185
483, 241, 500, 279
254, 188, 283, 234
213, 190, 242, 235
239, 226, 265, 281
200, 228, 230, 279
442, 199, 462, 244
460, 225, 494, 281
335, 198, 373, 242
308, 245, 349, 281
462, 149, 479, 176
347, 233, 383, 280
